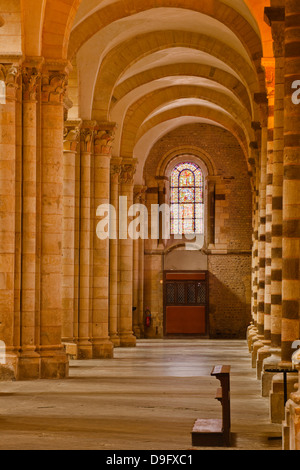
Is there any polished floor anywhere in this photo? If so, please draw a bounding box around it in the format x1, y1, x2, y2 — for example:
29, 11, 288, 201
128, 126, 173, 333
0, 340, 282, 450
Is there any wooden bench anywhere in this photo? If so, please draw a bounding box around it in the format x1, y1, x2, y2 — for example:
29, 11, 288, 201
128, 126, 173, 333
191, 365, 231, 447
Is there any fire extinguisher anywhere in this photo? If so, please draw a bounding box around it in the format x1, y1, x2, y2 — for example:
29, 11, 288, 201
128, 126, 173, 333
145, 308, 152, 328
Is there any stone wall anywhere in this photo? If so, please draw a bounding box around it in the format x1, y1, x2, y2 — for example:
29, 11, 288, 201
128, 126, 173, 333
144, 123, 252, 339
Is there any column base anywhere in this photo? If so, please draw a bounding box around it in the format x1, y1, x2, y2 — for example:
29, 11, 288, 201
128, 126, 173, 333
119, 333, 137, 348
261, 348, 282, 397
133, 326, 142, 339
270, 373, 299, 424
284, 390, 300, 450
62, 342, 78, 360
17, 351, 41, 380
0, 352, 18, 381
247, 327, 258, 351
251, 337, 264, 368
92, 339, 114, 359
256, 342, 271, 379
40, 348, 69, 379
77, 340, 93, 360
110, 334, 121, 348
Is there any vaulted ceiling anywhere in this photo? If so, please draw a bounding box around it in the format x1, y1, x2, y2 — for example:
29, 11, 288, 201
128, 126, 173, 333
1, 0, 274, 182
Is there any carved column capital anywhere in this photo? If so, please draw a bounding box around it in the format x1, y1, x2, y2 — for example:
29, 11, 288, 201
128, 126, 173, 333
80, 121, 96, 153
22, 66, 41, 101
134, 185, 147, 204
40, 62, 71, 104
41, 71, 68, 104
64, 119, 82, 152
94, 122, 117, 156
120, 160, 137, 185
80, 128, 94, 154
0, 63, 21, 100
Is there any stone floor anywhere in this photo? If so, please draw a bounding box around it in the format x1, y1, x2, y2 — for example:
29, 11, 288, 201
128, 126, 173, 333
0, 339, 282, 450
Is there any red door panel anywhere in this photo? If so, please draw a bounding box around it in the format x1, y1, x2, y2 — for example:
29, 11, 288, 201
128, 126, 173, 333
166, 306, 206, 334
164, 271, 208, 336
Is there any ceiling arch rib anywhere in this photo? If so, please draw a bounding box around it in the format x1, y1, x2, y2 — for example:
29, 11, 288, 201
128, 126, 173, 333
114, 84, 253, 158
110, 63, 253, 117
75, 7, 259, 121
91, 30, 260, 122
41, 0, 81, 59
136, 106, 249, 161
110, 77, 251, 151
119, 86, 253, 159
68, 0, 263, 75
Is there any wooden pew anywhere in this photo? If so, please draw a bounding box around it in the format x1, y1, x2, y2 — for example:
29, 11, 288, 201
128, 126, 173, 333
191, 365, 231, 447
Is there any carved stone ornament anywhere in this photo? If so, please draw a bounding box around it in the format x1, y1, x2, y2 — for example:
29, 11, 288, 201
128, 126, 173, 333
22, 66, 41, 101
0, 64, 20, 88
41, 71, 68, 104
64, 121, 81, 152
120, 163, 137, 185
94, 126, 116, 156
80, 128, 94, 154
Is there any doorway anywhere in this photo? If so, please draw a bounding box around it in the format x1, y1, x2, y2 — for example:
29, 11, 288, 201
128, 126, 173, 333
163, 271, 209, 336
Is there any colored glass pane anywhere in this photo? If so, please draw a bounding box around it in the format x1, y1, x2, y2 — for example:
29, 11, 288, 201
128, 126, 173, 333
179, 170, 194, 187
170, 161, 204, 235
179, 188, 195, 203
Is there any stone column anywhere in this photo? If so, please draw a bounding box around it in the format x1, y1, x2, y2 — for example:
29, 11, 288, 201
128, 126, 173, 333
62, 119, 81, 356
18, 61, 42, 379
132, 185, 147, 338
138, 186, 147, 337
282, 0, 300, 448
264, 62, 276, 343
138, 235, 146, 338
257, 107, 268, 339
248, 142, 260, 350
109, 158, 121, 347
77, 121, 95, 359
256, 63, 276, 377
270, 22, 285, 352
261, 11, 285, 397
92, 123, 115, 358
280, 0, 300, 366
0, 61, 21, 379
118, 160, 137, 347
252, 181, 260, 328
39, 63, 70, 379
251, 98, 269, 364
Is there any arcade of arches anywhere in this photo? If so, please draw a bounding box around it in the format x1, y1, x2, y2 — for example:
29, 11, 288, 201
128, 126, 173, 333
0, 0, 299, 450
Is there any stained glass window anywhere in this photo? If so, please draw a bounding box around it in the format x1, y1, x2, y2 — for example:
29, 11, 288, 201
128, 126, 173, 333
170, 162, 204, 235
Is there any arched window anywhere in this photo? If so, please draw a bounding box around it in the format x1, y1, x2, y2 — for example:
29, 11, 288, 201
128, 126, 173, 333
170, 162, 204, 235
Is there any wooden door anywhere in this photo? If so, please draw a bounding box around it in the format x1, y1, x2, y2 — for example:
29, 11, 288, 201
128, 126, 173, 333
164, 272, 209, 336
